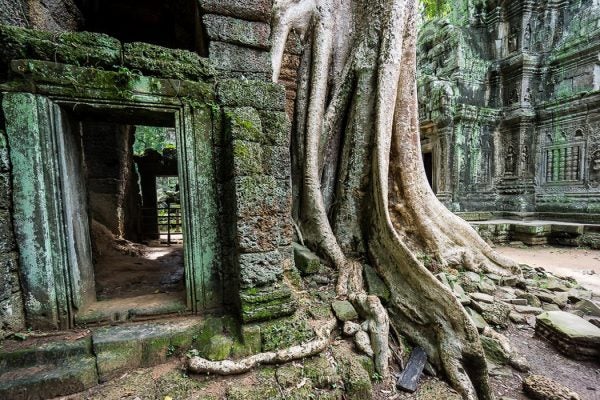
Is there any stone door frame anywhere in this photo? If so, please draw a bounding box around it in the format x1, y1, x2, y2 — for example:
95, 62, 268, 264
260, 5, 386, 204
2, 64, 221, 329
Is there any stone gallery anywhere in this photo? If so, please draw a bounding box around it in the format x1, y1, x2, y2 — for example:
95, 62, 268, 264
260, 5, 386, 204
0, 0, 598, 399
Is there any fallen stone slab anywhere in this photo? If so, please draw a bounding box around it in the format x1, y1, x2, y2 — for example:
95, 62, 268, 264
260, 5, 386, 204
331, 300, 358, 322
514, 305, 544, 315
396, 347, 427, 393
523, 374, 581, 400
535, 311, 600, 360
470, 292, 494, 304
293, 243, 321, 276
574, 299, 600, 317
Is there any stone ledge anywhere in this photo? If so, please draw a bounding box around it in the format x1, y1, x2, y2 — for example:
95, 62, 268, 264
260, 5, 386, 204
535, 311, 600, 360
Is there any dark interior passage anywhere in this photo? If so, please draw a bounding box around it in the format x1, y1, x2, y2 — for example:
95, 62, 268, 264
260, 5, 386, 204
79, 120, 185, 302
422, 151, 434, 192
76, 0, 207, 55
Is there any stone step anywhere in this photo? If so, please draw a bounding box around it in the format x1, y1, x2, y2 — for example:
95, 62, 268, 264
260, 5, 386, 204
0, 356, 98, 400
0, 335, 92, 373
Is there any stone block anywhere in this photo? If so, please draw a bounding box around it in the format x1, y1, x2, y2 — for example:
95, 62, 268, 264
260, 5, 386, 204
262, 145, 291, 179
199, 0, 272, 22
0, 172, 9, 209
292, 243, 321, 275
239, 285, 296, 322
205, 335, 233, 361
236, 215, 279, 252
332, 300, 358, 322
238, 251, 284, 288
234, 175, 290, 217
224, 107, 264, 143
0, 24, 121, 69
232, 140, 264, 175
0, 211, 15, 253
217, 79, 286, 111
209, 41, 271, 74
0, 291, 24, 339
123, 42, 215, 81
258, 111, 291, 145
536, 311, 600, 360
0, 252, 19, 302
203, 14, 271, 49
480, 335, 510, 365
574, 299, 600, 317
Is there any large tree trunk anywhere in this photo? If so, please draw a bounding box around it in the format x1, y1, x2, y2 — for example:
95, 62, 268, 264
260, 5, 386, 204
270, 0, 520, 399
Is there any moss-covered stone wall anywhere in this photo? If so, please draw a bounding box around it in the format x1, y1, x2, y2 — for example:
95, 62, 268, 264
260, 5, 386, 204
418, 0, 600, 218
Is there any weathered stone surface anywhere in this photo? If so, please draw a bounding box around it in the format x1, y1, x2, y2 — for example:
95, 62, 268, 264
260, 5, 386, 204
224, 107, 264, 143
205, 335, 233, 361
364, 264, 391, 304
232, 140, 264, 175
470, 292, 494, 303
238, 251, 284, 288
199, 0, 272, 22
523, 375, 581, 400
203, 14, 271, 49
466, 307, 488, 331
218, 79, 286, 111
123, 42, 215, 81
574, 299, 600, 317
0, 357, 98, 400
236, 215, 280, 252
536, 311, 600, 360
354, 330, 374, 357
332, 345, 373, 400
514, 305, 544, 315
209, 41, 271, 74
258, 111, 291, 146
233, 175, 290, 218
343, 321, 361, 337
481, 335, 510, 365
332, 300, 358, 322
262, 145, 291, 179
239, 284, 296, 323
478, 301, 511, 328
0, 211, 14, 253
0, 25, 120, 70
292, 243, 321, 276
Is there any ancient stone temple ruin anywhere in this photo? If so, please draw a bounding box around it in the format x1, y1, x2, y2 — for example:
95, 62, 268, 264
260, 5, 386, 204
0, 1, 301, 396
418, 0, 600, 219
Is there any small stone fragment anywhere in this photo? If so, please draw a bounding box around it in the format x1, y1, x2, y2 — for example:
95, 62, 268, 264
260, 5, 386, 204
343, 321, 361, 336
331, 300, 358, 322
574, 299, 600, 317
514, 305, 544, 315
470, 292, 494, 303
509, 312, 527, 324
354, 331, 374, 357
466, 307, 488, 331
293, 243, 321, 276
523, 374, 581, 400
509, 354, 530, 372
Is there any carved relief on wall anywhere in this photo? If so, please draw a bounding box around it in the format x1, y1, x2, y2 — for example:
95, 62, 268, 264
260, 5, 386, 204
586, 125, 600, 188
505, 145, 516, 176
543, 126, 587, 184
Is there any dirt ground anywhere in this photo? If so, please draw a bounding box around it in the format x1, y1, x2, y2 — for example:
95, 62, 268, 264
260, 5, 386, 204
95, 244, 185, 300
496, 245, 600, 295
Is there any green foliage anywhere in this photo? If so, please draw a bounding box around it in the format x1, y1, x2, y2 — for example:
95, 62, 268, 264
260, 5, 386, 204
421, 0, 451, 20
133, 125, 174, 156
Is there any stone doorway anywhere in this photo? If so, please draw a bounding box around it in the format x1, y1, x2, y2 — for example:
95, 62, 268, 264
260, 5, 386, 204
3, 90, 221, 329
422, 151, 435, 193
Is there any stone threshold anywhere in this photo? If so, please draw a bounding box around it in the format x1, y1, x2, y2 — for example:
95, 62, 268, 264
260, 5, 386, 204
0, 315, 211, 399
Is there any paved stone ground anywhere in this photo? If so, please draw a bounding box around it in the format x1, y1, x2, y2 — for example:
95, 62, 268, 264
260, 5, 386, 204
496, 245, 600, 295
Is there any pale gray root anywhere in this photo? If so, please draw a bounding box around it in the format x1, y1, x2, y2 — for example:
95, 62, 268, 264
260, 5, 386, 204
271, 0, 392, 378
187, 319, 337, 375
351, 293, 390, 375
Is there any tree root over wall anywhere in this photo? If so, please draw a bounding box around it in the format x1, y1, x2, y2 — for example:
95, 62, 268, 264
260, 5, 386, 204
189, 1, 521, 399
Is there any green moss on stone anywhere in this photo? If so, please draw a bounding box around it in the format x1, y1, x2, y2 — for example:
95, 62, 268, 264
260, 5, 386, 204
261, 316, 314, 352
217, 79, 286, 111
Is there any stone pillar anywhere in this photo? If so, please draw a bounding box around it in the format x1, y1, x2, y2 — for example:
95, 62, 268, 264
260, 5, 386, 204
218, 80, 296, 323
0, 121, 24, 338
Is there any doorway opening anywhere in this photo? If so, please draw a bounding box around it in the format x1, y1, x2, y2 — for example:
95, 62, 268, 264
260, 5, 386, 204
77, 117, 187, 321
422, 151, 435, 192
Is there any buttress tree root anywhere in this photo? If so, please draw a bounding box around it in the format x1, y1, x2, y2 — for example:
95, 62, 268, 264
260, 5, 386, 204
189, 0, 521, 399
